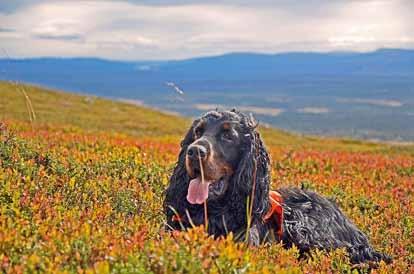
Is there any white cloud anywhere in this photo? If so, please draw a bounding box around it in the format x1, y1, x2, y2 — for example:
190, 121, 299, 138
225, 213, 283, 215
0, 0, 413, 60
32, 19, 83, 40
91, 34, 158, 51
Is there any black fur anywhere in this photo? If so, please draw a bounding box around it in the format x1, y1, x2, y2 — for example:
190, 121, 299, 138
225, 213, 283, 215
279, 188, 391, 264
163, 110, 391, 265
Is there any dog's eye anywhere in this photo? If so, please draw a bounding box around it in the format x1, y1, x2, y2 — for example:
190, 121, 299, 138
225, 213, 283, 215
222, 130, 233, 141
194, 127, 204, 138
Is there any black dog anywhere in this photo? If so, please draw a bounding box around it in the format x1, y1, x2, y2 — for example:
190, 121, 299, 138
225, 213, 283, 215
164, 110, 391, 264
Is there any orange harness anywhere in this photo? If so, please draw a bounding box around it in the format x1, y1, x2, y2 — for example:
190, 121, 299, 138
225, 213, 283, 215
172, 190, 284, 237
263, 190, 284, 238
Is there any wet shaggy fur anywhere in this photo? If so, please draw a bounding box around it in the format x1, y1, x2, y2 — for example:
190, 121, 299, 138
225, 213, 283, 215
163, 110, 391, 265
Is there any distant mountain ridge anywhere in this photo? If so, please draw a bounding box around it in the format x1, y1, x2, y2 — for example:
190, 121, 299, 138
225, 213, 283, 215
1, 48, 414, 141
2, 48, 413, 77
161, 48, 414, 76
1, 48, 413, 95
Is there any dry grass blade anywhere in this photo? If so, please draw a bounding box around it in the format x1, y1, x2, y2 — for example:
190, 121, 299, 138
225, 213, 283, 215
197, 147, 209, 232
17, 85, 36, 128
168, 205, 186, 230
1, 48, 36, 128
185, 209, 196, 228
246, 133, 258, 241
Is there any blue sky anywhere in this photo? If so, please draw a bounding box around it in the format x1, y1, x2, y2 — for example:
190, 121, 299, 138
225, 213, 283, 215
0, 0, 413, 60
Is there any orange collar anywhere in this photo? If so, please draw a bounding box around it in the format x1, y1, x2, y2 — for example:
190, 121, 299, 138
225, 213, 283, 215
172, 190, 284, 237
263, 190, 284, 238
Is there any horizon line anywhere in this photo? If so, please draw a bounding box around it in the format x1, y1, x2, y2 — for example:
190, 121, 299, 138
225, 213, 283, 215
1, 47, 413, 63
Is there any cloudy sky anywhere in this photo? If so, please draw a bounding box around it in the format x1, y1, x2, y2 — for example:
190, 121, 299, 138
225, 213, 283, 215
0, 0, 413, 60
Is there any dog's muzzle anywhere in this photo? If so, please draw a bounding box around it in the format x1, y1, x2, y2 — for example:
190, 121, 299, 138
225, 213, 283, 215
186, 138, 212, 177
187, 144, 208, 161
187, 137, 211, 162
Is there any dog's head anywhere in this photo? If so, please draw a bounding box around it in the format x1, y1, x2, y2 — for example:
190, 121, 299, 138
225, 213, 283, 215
164, 110, 270, 226
185, 110, 250, 204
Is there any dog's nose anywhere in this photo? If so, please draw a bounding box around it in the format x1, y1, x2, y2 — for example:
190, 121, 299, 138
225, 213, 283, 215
187, 145, 208, 160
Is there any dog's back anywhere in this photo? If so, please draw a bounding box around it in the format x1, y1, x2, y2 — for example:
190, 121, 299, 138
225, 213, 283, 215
278, 187, 392, 264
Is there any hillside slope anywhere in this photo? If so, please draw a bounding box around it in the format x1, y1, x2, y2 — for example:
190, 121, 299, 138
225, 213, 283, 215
0, 81, 414, 273
0, 81, 188, 137
1, 81, 412, 153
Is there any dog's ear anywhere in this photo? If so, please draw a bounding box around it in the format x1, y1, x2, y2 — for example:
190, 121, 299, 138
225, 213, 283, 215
234, 117, 270, 220
163, 119, 199, 227
170, 119, 197, 186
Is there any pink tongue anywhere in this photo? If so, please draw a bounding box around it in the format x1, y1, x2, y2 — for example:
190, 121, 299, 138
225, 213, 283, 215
187, 177, 211, 204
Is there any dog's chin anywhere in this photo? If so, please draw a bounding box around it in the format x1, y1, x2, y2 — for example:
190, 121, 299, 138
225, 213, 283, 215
208, 176, 228, 199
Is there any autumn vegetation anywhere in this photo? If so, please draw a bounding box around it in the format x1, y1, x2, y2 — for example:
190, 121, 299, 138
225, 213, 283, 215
0, 81, 413, 273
